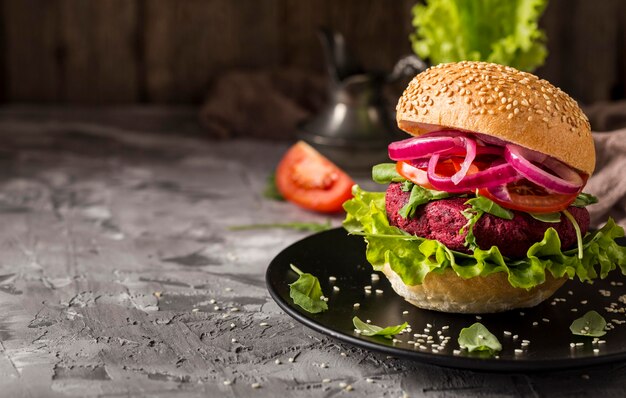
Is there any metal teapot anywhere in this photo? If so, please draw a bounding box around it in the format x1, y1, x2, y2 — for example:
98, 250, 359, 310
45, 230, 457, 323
299, 29, 428, 173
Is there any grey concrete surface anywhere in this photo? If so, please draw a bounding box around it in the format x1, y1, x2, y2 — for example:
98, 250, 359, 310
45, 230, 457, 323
0, 107, 624, 397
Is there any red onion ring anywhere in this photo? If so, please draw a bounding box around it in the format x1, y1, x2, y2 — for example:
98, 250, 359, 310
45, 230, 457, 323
427, 154, 522, 192
504, 145, 583, 195
439, 145, 504, 157
450, 137, 476, 184
388, 136, 461, 161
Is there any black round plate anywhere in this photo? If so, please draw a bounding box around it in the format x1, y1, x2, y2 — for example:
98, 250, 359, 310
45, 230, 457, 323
266, 228, 626, 371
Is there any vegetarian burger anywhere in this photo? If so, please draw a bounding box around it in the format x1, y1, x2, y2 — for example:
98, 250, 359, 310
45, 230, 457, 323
343, 61, 626, 313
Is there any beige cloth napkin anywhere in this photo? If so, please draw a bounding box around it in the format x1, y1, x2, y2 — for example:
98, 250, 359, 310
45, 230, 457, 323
587, 129, 626, 228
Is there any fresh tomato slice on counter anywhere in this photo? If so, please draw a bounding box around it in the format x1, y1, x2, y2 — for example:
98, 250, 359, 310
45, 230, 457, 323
276, 141, 355, 213
479, 181, 578, 214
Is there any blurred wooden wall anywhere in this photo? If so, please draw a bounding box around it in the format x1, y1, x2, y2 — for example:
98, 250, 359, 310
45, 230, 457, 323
0, 0, 624, 105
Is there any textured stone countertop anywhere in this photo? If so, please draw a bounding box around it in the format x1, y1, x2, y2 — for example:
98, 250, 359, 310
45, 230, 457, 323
0, 106, 625, 397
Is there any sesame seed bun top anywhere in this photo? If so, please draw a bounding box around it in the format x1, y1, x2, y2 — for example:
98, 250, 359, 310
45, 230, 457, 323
395, 61, 595, 175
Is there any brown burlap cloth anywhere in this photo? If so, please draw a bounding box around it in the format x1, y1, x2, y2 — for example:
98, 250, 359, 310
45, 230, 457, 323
588, 130, 626, 228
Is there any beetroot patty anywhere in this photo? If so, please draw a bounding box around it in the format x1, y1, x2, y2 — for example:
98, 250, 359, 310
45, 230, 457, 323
385, 182, 590, 258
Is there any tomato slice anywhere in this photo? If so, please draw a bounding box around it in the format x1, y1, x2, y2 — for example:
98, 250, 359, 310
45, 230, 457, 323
396, 161, 434, 189
397, 158, 481, 190
275, 141, 355, 213
479, 181, 578, 213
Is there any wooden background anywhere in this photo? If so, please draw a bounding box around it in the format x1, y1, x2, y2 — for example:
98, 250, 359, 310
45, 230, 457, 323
1, 0, 625, 105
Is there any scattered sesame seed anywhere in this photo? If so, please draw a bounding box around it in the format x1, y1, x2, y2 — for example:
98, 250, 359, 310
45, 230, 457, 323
475, 316, 482, 320
598, 340, 606, 344
513, 335, 519, 340
515, 349, 523, 354
223, 380, 232, 385
453, 350, 461, 355
251, 383, 261, 389
230, 323, 236, 329
213, 306, 220, 311
333, 286, 340, 292
582, 374, 590, 380
231, 338, 237, 343
209, 299, 216, 304
260, 322, 269, 326
192, 308, 199, 312
320, 363, 328, 368
366, 378, 374, 383
442, 325, 449, 330
570, 343, 576, 348
288, 357, 294, 363
230, 307, 239, 312
339, 382, 347, 388
542, 318, 550, 323
504, 331, 512, 336
402, 311, 409, 315
322, 378, 331, 383
576, 342, 584, 347
581, 300, 588, 304
345, 384, 353, 391
375, 289, 383, 295
571, 308, 578, 312
353, 303, 360, 309
371, 274, 380, 281
329, 276, 337, 282
275, 359, 281, 365
366, 319, 371, 323
225, 287, 233, 292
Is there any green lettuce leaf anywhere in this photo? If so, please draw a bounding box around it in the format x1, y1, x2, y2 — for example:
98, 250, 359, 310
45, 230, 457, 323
530, 212, 561, 223
288, 264, 328, 313
353, 317, 408, 339
372, 163, 405, 184
465, 195, 513, 220
343, 185, 626, 289
570, 311, 607, 337
399, 184, 449, 219
410, 0, 548, 72
572, 193, 599, 208
458, 323, 502, 354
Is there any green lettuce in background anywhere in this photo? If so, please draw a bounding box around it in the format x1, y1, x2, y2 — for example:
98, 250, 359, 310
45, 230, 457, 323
343, 185, 626, 289
410, 0, 548, 72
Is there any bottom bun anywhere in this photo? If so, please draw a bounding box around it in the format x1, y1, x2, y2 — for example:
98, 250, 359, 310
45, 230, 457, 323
382, 264, 567, 314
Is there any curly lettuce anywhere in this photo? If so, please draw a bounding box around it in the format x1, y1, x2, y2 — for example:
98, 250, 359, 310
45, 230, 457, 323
410, 0, 548, 72
343, 185, 626, 289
